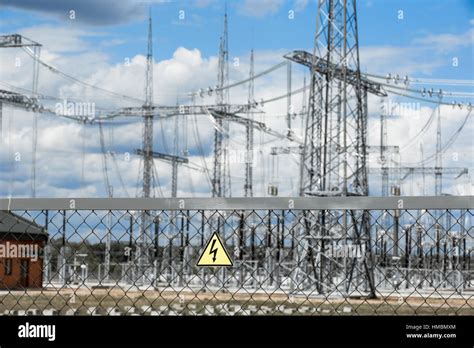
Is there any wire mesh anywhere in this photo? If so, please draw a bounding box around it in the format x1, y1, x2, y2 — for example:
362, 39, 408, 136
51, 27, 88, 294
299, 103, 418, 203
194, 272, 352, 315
0, 199, 472, 315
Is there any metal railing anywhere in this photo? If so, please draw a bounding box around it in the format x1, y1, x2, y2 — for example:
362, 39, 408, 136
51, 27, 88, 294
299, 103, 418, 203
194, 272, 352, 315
0, 197, 472, 315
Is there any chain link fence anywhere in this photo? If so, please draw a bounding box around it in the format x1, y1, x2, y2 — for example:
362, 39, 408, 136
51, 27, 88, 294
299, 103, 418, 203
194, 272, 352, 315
0, 197, 472, 315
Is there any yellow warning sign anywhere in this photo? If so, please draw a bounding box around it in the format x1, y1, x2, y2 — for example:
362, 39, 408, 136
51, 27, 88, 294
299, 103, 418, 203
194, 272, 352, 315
196, 232, 233, 267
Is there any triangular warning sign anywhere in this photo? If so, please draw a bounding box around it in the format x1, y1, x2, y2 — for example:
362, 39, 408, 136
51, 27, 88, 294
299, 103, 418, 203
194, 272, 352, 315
196, 232, 233, 267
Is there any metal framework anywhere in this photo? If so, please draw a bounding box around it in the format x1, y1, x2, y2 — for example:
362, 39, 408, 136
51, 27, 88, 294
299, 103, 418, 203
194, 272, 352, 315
212, 10, 230, 199
135, 149, 188, 198
0, 197, 472, 316
245, 49, 255, 198
0, 35, 42, 198
288, 0, 379, 297
136, 10, 155, 285
0, 6, 472, 310
2, 196, 471, 211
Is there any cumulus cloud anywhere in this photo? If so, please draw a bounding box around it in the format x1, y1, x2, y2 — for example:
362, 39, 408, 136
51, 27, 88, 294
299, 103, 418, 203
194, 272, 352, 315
19, 25, 99, 53
359, 28, 474, 76
0, 18, 472, 199
360, 46, 443, 76
412, 28, 474, 53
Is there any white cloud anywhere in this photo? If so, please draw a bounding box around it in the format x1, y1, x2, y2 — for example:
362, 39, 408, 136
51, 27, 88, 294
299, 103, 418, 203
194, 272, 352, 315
359, 28, 474, 76
360, 46, 443, 76
0, 21, 472, 199
19, 25, 102, 53
412, 28, 474, 52
0, 42, 306, 198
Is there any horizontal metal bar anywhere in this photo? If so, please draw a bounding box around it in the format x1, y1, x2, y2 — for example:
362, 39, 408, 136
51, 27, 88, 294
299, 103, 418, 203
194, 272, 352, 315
0, 196, 472, 211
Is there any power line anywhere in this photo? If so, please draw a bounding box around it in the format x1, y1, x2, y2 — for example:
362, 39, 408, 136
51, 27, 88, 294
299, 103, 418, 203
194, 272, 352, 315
364, 72, 474, 87
400, 109, 472, 166
384, 88, 472, 107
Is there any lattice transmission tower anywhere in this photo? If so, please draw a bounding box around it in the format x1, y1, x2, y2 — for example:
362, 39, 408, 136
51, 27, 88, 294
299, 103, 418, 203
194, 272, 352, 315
212, 10, 230, 199
300, 0, 369, 196
291, 0, 377, 297
135, 9, 155, 285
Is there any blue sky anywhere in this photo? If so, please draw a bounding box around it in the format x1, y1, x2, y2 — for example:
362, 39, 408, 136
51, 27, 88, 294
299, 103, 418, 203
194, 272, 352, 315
0, 0, 472, 198
1, 0, 472, 77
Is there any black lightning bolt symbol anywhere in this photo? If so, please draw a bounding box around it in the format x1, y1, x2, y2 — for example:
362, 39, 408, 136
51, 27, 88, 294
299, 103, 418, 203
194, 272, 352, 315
209, 239, 218, 262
